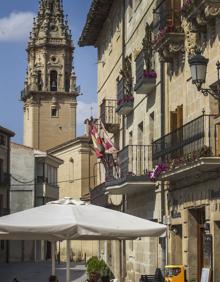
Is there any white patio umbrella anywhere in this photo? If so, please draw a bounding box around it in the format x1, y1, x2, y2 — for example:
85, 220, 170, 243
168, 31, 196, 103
0, 198, 166, 282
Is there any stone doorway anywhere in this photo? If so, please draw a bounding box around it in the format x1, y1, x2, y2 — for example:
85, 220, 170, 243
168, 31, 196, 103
213, 221, 220, 282
188, 207, 205, 281
169, 224, 182, 265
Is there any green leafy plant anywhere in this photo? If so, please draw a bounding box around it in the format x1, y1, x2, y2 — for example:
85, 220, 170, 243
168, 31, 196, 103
86, 256, 114, 279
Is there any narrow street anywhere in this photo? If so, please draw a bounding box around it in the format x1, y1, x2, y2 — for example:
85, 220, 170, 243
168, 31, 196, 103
0, 262, 87, 282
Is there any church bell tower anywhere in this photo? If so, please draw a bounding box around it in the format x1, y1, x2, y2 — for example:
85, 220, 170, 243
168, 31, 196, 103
22, 0, 78, 151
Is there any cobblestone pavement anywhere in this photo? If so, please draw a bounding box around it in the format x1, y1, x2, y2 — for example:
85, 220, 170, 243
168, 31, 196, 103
0, 261, 87, 282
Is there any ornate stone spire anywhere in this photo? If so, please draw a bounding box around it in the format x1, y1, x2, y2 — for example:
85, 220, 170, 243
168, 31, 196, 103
24, 0, 75, 94
28, 0, 72, 47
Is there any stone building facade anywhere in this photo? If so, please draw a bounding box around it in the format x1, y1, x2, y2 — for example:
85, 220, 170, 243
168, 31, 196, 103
80, 1, 165, 281
0, 126, 15, 262
48, 136, 98, 261
80, 0, 220, 281
10, 142, 63, 262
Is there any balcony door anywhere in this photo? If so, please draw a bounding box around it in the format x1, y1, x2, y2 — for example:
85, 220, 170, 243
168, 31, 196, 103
216, 123, 220, 156
170, 105, 183, 158
137, 122, 144, 175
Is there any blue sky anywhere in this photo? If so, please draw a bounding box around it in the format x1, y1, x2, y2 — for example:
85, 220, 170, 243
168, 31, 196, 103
0, 0, 97, 143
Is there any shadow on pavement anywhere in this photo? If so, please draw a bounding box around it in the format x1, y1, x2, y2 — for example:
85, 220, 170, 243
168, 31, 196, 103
0, 261, 87, 282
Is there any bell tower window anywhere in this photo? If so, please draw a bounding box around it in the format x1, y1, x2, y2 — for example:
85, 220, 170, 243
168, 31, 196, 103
65, 72, 70, 92
51, 106, 59, 118
37, 71, 42, 91
50, 70, 58, 92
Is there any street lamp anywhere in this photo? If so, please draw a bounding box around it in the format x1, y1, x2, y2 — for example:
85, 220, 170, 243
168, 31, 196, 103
188, 49, 220, 99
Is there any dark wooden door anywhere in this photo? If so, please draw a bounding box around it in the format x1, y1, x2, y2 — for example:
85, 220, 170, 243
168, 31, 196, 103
197, 208, 205, 281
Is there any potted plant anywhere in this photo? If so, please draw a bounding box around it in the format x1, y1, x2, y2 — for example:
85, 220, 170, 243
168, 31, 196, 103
116, 95, 134, 115
85, 256, 114, 282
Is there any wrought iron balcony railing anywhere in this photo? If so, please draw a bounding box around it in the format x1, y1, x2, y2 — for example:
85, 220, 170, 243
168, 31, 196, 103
106, 145, 153, 185
152, 115, 216, 166
100, 99, 120, 133
134, 50, 157, 94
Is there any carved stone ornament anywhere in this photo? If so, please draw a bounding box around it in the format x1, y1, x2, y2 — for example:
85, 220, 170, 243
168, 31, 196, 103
182, 0, 220, 26
204, 4, 220, 18
182, 19, 199, 54
154, 32, 185, 62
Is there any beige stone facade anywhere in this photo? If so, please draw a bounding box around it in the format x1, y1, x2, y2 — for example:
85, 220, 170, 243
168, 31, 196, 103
48, 136, 98, 261
80, 0, 220, 281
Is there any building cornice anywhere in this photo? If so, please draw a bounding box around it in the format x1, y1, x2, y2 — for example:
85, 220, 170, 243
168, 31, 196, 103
78, 0, 114, 47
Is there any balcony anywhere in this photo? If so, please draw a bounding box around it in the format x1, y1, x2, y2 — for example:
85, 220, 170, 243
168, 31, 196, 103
115, 78, 134, 116
100, 99, 120, 133
152, 2, 184, 62
134, 50, 157, 94
181, 0, 220, 27
152, 114, 220, 183
105, 145, 155, 195
35, 183, 59, 200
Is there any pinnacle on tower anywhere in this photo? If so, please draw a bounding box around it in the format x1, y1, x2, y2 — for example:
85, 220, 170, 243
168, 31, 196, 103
28, 0, 72, 47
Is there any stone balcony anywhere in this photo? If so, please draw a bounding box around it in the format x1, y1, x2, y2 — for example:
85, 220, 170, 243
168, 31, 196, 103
100, 99, 120, 133
105, 145, 155, 195
181, 0, 220, 28
153, 27, 185, 62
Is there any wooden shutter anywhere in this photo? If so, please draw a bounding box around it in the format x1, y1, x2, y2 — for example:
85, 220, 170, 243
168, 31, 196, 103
177, 105, 183, 129
170, 111, 177, 131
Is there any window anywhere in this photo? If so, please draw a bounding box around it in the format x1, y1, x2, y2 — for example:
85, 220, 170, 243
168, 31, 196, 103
69, 158, 74, 183
51, 106, 59, 118
47, 165, 57, 186
26, 108, 29, 120
0, 135, 5, 146
138, 122, 144, 145
128, 0, 133, 21
50, 70, 58, 91
0, 160, 3, 184
37, 71, 43, 91
149, 112, 155, 143
1, 240, 4, 250
65, 72, 70, 92
129, 131, 133, 145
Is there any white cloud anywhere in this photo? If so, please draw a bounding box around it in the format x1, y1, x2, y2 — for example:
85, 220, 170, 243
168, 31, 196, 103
77, 101, 98, 126
0, 12, 35, 42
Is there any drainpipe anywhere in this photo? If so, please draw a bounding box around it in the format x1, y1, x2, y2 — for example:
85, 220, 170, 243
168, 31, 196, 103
160, 60, 165, 223
6, 136, 11, 263
122, 0, 126, 149
160, 60, 166, 270
120, 1, 126, 281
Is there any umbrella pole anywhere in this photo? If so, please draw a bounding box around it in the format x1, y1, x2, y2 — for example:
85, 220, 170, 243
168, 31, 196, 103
51, 241, 56, 275
66, 240, 71, 282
